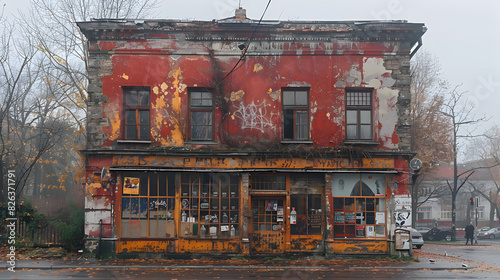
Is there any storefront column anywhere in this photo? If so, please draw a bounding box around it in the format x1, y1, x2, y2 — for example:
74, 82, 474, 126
324, 173, 334, 254
241, 173, 250, 254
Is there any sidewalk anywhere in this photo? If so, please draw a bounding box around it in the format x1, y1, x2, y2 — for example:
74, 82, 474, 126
3, 256, 475, 271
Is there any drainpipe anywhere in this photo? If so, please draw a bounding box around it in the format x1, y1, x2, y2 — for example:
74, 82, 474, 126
410, 38, 422, 58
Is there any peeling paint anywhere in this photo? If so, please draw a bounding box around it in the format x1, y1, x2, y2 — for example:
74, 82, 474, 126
267, 88, 280, 101
227, 90, 245, 101
168, 68, 185, 146
108, 112, 120, 142
121, 73, 129, 80
253, 63, 263, 72
363, 57, 395, 87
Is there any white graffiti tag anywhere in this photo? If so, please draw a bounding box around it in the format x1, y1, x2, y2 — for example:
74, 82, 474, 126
233, 100, 276, 132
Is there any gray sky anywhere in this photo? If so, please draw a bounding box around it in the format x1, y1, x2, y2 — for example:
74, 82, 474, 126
4, 0, 499, 133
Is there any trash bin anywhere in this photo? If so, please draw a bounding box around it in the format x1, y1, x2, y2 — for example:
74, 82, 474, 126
394, 228, 412, 257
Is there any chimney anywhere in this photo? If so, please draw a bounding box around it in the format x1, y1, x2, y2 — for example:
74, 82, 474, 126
235, 8, 246, 20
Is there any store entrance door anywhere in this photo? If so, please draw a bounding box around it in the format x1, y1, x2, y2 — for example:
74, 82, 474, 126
250, 197, 286, 254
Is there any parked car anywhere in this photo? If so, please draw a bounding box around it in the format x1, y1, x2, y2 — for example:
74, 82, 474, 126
416, 227, 431, 235
476, 227, 490, 239
409, 228, 424, 249
477, 227, 500, 239
423, 226, 455, 241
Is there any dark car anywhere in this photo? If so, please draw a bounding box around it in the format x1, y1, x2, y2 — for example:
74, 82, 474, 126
423, 226, 455, 241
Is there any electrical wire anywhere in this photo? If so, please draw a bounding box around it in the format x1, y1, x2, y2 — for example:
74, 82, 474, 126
218, 0, 272, 83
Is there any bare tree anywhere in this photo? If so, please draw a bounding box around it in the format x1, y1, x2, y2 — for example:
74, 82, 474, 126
409, 51, 454, 226
20, 0, 159, 134
441, 86, 488, 236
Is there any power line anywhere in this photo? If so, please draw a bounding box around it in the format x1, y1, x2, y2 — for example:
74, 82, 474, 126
218, 0, 272, 83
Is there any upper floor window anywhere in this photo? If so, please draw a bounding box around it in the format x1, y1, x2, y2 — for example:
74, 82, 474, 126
124, 87, 150, 140
189, 89, 213, 141
346, 89, 372, 140
282, 88, 309, 141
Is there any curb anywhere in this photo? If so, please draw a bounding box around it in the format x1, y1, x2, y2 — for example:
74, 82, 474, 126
4, 264, 476, 271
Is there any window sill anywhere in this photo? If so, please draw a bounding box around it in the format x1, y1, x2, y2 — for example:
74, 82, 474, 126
117, 140, 152, 144
185, 141, 218, 145
343, 140, 379, 146
281, 140, 313, 144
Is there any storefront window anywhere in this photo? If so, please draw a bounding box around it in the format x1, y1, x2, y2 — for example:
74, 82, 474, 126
180, 173, 239, 238
291, 194, 323, 235
250, 175, 286, 190
121, 172, 176, 238
332, 174, 386, 238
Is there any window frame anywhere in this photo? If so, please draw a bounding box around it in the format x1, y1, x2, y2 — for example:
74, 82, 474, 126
282, 88, 310, 141
123, 87, 151, 141
180, 173, 240, 239
120, 172, 176, 239
188, 88, 214, 142
345, 88, 373, 141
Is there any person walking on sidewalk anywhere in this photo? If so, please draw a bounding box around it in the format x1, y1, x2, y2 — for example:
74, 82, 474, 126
465, 222, 475, 245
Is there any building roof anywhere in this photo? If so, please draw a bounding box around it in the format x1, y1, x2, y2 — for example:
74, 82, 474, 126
77, 9, 426, 46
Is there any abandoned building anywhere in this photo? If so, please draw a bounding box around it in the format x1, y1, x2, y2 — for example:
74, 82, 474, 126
78, 9, 426, 256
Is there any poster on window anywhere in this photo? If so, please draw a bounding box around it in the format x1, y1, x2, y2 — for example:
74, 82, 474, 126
376, 212, 385, 225
265, 200, 278, 211
123, 177, 140, 195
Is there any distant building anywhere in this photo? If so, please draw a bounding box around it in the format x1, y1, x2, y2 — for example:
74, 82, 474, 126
78, 9, 426, 256
416, 162, 500, 229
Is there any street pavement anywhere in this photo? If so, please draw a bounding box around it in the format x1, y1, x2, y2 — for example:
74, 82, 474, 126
3, 239, 500, 279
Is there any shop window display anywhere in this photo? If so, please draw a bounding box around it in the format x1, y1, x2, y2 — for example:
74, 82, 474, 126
332, 174, 386, 238
180, 173, 239, 238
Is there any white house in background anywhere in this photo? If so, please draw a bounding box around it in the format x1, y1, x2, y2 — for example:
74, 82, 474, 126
416, 161, 499, 229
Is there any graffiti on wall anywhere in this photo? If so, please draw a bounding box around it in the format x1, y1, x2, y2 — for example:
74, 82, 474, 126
233, 100, 277, 132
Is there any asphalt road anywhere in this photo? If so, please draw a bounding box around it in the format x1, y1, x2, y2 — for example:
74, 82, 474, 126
3, 266, 500, 280
2, 239, 500, 280
422, 237, 500, 268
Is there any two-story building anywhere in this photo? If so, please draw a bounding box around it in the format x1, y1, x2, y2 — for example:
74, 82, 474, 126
78, 9, 426, 257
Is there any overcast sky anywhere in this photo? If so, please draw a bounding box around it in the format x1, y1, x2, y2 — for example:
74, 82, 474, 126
4, 0, 499, 133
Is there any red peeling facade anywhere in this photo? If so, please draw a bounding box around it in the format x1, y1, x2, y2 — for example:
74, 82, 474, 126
79, 11, 425, 257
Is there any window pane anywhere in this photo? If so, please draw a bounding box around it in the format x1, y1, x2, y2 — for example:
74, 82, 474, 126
139, 125, 149, 140
201, 92, 213, 106
138, 90, 149, 106
295, 111, 308, 140
346, 110, 357, 124
295, 91, 308, 106
139, 111, 149, 124
126, 110, 136, 124
346, 125, 357, 139
150, 173, 158, 196
192, 111, 212, 125
126, 91, 138, 106
126, 125, 137, 139
360, 110, 371, 124
360, 125, 372, 139
283, 109, 294, 139
192, 126, 212, 140
191, 93, 202, 106
282, 91, 294, 106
